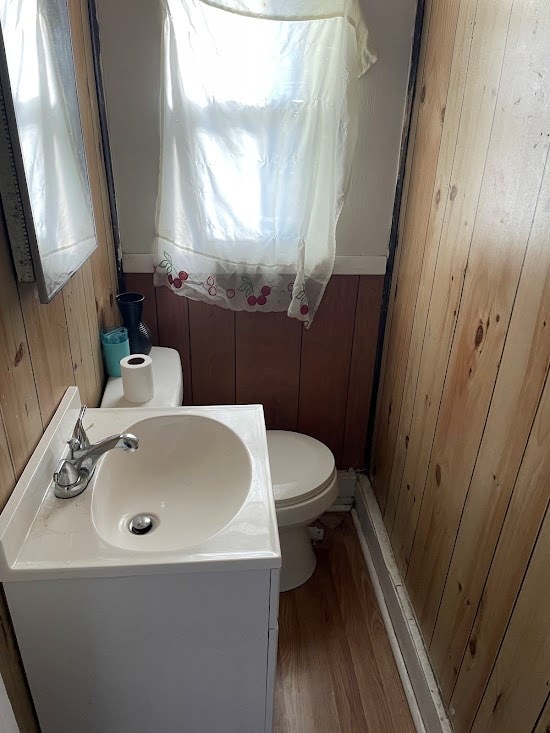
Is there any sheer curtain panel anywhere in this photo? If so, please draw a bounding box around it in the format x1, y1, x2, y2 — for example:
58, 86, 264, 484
154, 0, 374, 325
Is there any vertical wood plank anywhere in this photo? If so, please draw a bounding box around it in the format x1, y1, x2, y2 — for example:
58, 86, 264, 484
62, 268, 103, 407
449, 373, 550, 732
383, 0, 484, 534
188, 300, 235, 405
0, 415, 15, 511
370, 0, 462, 511
405, 0, 550, 640
470, 501, 550, 733
124, 272, 159, 346
372, 0, 550, 726
18, 284, 74, 427
156, 286, 193, 404
236, 311, 302, 430
0, 4, 118, 729
390, 0, 517, 576
81, 259, 105, 399
298, 276, 358, 467
68, 0, 119, 331
430, 158, 550, 701
370, 0, 435, 483
0, 229, 42, 482
342, 275, 384, 469
533, 696, 550, 733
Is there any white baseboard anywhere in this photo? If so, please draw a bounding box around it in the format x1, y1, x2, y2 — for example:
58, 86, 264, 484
353, 477, 452, 733
122, 253, 387, 276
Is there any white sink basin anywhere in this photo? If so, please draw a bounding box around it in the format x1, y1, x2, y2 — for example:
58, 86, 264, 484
92, 415, 252, 551
0, 389, 280, 580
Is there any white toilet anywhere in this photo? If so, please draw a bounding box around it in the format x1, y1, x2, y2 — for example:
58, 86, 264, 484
267, 431, 338, 591
101, 346, 337, 592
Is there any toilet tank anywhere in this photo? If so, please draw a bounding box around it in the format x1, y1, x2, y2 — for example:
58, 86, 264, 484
101, 346, 183, 408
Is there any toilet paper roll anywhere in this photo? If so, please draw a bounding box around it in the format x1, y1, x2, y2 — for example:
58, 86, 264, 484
120, 354, 155, 403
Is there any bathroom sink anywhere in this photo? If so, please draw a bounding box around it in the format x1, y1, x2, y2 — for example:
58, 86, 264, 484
0, 390, 279, 579
92, 414, 253, 551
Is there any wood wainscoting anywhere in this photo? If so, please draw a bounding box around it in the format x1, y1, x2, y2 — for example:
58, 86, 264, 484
126, 274, 384, 470
371, 0, 550, 731
0, 1, 119, 728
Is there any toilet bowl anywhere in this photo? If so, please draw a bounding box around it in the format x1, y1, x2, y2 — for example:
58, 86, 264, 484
100, 348, 336, 591
267, 430, 338, 592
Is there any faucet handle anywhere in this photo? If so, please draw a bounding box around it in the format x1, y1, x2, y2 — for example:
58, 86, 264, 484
69, 405, 90, 456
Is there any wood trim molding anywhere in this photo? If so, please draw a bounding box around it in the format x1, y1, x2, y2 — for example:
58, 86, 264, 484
122, 253, 387, 276
354, 476, 452, 733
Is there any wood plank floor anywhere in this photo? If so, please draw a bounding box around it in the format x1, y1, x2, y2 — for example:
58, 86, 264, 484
274, 514, 415, 732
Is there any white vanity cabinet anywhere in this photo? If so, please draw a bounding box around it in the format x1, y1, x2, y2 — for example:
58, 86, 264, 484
5, 566, 279, 733
0, 393, 281, 733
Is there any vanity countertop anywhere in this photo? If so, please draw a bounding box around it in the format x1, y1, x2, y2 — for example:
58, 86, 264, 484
0, 388, 280, 581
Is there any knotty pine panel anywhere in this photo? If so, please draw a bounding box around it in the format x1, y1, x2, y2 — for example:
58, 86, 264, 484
405, 0, 548, 638
370, 0, 463, 514
384, 0, 492, 543
18, 284, 76, 427
0, 1, 120, 727
0, 224, 43, 487
430, 157, 550, 703
469, 481, 550, 733
451, 373, 550, 732
68, 0, 119, 332
371, 0, 550, 731
63, 263, 104, 408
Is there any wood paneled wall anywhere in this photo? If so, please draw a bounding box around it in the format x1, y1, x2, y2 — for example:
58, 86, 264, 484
0, 1, 118, 729
126, 274, 384, 470
371, 0, 550, 731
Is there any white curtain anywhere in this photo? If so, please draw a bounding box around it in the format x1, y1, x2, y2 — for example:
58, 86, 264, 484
154, 0, 374, 325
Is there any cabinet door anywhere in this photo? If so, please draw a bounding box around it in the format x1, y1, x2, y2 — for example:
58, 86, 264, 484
7, 569, 273, 733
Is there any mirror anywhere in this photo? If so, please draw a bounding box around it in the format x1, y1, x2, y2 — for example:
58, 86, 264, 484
0, 0, 97, 303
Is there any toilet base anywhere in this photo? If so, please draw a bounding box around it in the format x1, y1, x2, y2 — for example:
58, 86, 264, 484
279, 526, 317, 592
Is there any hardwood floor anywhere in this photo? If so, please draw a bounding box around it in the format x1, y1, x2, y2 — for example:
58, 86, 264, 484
274, 514, 415, 732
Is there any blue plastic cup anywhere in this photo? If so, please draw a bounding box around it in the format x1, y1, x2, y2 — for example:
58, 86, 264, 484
101, 327, 130, 378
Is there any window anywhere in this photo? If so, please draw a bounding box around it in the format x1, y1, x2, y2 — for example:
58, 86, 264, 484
155, 0, 374, 324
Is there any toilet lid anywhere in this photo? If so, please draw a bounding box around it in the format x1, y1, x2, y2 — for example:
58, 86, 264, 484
267, 431, 336, 508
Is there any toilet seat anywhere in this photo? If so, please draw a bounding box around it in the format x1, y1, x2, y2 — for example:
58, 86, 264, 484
267, 430, 336, 508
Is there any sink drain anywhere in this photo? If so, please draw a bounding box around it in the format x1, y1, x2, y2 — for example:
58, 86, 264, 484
128, 514, 157, 535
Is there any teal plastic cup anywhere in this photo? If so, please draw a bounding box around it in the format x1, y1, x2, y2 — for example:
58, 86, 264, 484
101, 327, 130, 378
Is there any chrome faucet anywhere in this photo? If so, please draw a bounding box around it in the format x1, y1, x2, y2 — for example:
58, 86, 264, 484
54, 406, 139, 499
